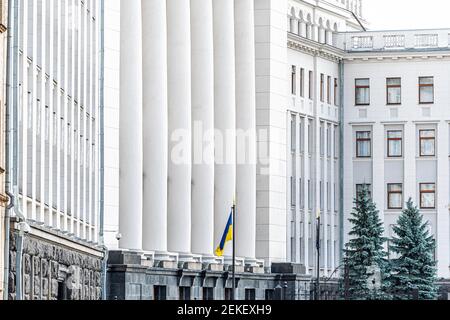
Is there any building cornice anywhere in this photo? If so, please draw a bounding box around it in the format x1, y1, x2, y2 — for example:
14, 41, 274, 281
287, 33, 344, 62
343, 50, 450, 62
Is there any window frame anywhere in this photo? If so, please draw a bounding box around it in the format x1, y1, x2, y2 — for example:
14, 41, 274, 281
320, 73, 325, 102
327, 76, 332, 104
334, 78, 338, 106
420, 183, 436, 209
387, 130, 403, 158
386, 77, 402, 105
309, 71, 314, 100
300, 68, 305, 97
291, 65, 297, 95
419, 129, 436, 157
355, 78, 370, 106
387, 183, 403, 210
355, 131, 372, 158
419, 76, 434, 104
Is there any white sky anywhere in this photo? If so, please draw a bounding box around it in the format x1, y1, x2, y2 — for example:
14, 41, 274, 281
363, 0, 450, 30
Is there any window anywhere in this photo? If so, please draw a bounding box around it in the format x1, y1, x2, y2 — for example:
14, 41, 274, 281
419, 77, 434, 104
356, 184, 372, 199
320, 74, 325, 102
320, 125, 325, 156
203, 288, 214, 300
420, 183, 436, 209
355, 78, 370, 105
356, 131, 371, 158
327, 76, 331, 104
291, 177, 296, 208
299, 178, 304, 209
327, 126, 332, 157
291, 66, 297, 95
387, 184, 403, 209
245, 289, 256, 301
179, 287, 191, 300
308, 121, 313, 154
387, 78, 401, 105
265, 289, 275, 300
320, 182, 324, 210
309, 71, 313, 99
308, 180, 313, 210
334, 78, 338, 106
387, 130, 403, 157
154, 286, 167, 301
291, 116, 296, 153
225, 288, 233, 301
419, 129, 436, 157
300, 68, 305, 97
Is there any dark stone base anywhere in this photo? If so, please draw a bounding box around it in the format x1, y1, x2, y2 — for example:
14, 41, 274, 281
107, 252, 313, 300
8, 227, 103, 300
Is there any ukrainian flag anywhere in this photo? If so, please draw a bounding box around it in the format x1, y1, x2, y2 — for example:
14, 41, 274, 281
215, 211, 233, 257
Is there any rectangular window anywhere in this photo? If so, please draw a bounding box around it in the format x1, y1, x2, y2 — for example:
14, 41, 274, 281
309, 71, 314, 99
388, 184, 403, 210
291, 116, 296, 153
291, 177, 296, 208
245, 289, 256, 301
265, 289, 275, 300
179, 287, 191, 301
420, 183, 436, 209
291, 66, 297, 95
420, 129, 436, 157
327, 126, 332, 158
320, 125, 325, 156
299, 178, 304, 209
387, 78, 402, 105
334, 78, 339, 106
320, 74, 325, 102
327, 76, 331, 104
356, 184, 372, 199
308, 180, 312, 210
387, 130, 403, 157
308, 122, 313, 154
203, 288, 214, 301
154, 286, 167, 301
300, 68, 305, 97
419, 77, 434, 104
224, 288, 233, 301
320, 182, 324, 210
355, 78, 370, 105
356, 131, 372, 158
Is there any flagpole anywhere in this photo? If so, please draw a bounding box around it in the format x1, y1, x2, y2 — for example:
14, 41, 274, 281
316, 209, 321, 301
232, 202, 236, 301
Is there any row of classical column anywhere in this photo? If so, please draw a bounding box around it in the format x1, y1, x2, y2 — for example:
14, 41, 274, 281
119, 0, 257, 263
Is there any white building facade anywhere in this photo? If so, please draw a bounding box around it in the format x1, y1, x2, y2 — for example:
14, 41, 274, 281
5, 0, 104, 300
104, 0, 450, 300
341, 29, 450, 279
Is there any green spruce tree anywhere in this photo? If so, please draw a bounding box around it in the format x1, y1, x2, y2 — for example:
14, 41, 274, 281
389, 199, 438, 300
341, 184, 390, 300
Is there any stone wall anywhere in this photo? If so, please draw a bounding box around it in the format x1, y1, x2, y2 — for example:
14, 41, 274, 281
8, 231, 103, 300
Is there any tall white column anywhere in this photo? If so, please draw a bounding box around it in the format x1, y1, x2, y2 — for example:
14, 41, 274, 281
190, 0, 215, 258
167, 0, 192, 256
141, 0, 168, 255
213, 0, 236, 258
119, 0, 143, 251
234, 0, 256, 261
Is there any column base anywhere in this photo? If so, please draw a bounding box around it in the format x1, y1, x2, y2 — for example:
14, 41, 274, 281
224, 257, 246, 273
202, 255, 224, 272
178, 253, 203, 270
244, 258, 265, 274
150, 251, 179, 269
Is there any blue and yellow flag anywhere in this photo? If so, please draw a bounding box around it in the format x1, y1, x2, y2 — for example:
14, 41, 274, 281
215, 211, 233, 257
